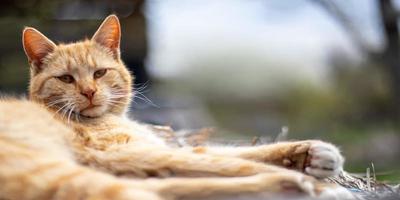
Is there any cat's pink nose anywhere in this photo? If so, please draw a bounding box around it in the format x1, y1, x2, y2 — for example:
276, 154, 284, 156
81, 89, 96, 100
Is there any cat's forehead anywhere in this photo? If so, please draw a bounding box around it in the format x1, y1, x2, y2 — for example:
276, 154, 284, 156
46, 40, 116, 70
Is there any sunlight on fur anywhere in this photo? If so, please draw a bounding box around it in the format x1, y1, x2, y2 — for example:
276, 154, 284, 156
0, 15, 353, 200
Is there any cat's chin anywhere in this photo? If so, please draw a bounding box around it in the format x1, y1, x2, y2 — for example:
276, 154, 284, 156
80, 105, 107, 118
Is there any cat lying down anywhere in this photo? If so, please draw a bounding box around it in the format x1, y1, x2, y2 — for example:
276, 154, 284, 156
0, 15, 354, 200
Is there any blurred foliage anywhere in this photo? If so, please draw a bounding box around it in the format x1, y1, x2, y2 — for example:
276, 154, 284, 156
199, 61, 400, 181
283, 62, 393, 132
0, 0, 399, 183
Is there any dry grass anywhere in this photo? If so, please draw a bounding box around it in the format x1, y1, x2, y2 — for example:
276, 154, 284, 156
328, 171, 399, 200
151, 125, 400, 199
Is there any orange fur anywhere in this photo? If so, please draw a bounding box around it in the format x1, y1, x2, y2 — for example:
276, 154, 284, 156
0, 15, 352, 200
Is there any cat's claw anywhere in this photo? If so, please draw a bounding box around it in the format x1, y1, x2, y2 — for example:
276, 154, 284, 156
305, 142, 344, 178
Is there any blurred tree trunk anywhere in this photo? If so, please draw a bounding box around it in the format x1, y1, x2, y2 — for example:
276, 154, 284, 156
379, 0, 400, 118
120, 0, 150, 86
312, 0, 400, 119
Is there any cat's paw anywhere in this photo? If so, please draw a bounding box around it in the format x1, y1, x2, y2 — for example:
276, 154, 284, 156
282, 174, 316, 196
305, 142, 344, 178
257, 172, 317, 196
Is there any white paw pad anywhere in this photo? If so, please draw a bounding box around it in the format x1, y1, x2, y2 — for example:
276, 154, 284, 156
305, 142, 344, 178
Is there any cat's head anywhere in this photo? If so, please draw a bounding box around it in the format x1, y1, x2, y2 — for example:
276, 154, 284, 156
23, 15, 133, 119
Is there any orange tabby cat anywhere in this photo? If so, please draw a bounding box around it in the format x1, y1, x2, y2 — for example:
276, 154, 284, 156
0, 15, 352, 200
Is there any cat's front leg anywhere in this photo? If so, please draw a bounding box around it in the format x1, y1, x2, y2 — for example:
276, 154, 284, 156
79, 144, 296, 178
190, 140, 344, 178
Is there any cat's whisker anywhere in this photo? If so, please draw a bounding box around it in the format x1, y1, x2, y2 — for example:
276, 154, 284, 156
133, 95, 158, 108
109, 93, 129, 98
108, 94, 130, 100
134, 81, 150, 92
58, 101, 76, 121
110, 90, 129, 93
133, 91, 158, 108
54, 101, 72, 117
47, 98, 72, 108
60, 103, 72, 120
110, 89, 129, 93
109, 96, 128, 100
135, 85, 150, 94
74, 108, 82, 122
106, 101, 126, 109
133, 80, 149, 87
67, 104, 75, 124
107, 100, 124, 104
123, 82, 154, 106
47, 99, 65, 107
132, 100, 139, 105
106, 102, 124, 108
112, 88, 130, 91
74, 111, 80, 122
110, 94, 130, 98
111, 87, 131, 91
106, 98, 126, 104
135, 87, 149, 94
110, 91, 130, 95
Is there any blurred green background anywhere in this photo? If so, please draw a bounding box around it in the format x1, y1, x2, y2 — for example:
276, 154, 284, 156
0, 0, 399, 183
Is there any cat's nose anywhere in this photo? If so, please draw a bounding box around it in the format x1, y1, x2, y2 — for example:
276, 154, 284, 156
81, 89, 96, 100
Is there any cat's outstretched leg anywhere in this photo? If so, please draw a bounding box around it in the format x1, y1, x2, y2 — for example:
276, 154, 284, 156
78, 144, 298, 178
186, 140, 344, 178
0, 140, 351, 200
144, 172, 316, 199
135, 172, 354, 200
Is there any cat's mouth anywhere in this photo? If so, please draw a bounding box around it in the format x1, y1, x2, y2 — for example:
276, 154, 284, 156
78, 103, 107, 118
80, 104, 102, 113
82, 104, 100, 110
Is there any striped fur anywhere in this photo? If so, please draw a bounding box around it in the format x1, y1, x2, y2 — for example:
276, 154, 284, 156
0, 15, 352, 200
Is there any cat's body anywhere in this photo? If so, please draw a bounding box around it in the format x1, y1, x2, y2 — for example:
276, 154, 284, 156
0, 15, 353, 200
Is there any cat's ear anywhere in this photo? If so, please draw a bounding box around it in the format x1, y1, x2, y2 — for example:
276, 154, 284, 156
22, 27, 56, 72
92, 15, 121, 58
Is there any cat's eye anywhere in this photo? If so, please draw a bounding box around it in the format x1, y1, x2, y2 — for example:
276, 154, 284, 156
57, 75, 74, 84
94, 69, 107, 79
